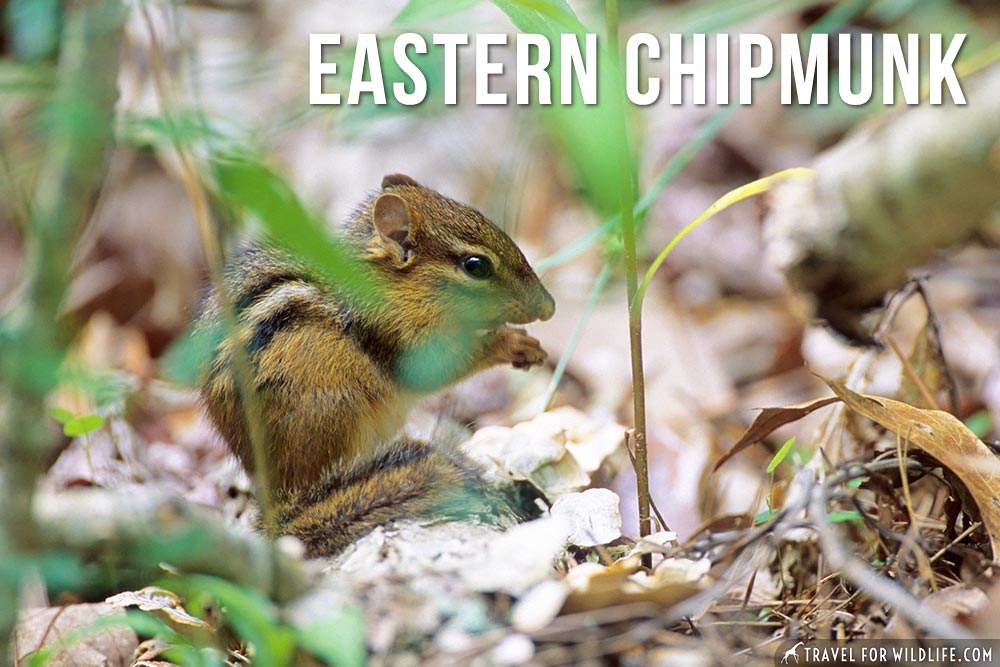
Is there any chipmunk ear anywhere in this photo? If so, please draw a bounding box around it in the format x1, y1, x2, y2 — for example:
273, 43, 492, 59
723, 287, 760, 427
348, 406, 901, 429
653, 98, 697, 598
373, 192, 415, 260
381, 173, 421, 190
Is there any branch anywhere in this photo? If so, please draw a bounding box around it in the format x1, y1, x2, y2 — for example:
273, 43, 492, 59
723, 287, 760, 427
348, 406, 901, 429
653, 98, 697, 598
764, 67, 1000, 343
34, 490, 309, 605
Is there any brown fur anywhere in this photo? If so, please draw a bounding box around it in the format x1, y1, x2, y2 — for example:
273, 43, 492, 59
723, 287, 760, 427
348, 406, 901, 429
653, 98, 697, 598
198, 175, 553, 556
268, 438, 519, 557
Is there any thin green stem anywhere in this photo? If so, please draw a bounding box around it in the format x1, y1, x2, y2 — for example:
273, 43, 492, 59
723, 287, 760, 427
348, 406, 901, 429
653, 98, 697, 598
538, 0, 873, 409
631, 168, 814, 317
605, 0, 652, 552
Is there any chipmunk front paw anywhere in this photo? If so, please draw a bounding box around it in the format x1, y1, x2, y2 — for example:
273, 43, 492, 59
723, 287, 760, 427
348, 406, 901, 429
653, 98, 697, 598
490, 327, 548, 370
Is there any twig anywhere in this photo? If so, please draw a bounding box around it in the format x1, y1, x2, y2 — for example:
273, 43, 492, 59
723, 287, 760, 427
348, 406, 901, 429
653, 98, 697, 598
805, 470, 972, 639
137, 1, 275, 523
623, 432, 671, 534
888, 337, 941, 410
809, 280, 920, 469
929, 521, 982, 564
33, 489, 308, 603
914, 279, 961, 415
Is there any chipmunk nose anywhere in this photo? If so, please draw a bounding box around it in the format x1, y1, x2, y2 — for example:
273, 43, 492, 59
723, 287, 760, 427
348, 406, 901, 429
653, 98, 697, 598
535, 286, 555, 321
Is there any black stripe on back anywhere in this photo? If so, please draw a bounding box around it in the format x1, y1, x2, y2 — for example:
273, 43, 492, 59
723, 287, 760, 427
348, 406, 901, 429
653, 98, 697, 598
234, 271, 305, 314
248, 301, 306, 354
338, 307, 400, 377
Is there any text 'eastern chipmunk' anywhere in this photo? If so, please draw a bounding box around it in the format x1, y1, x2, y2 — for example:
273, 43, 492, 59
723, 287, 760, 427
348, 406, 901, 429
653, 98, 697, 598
198, 173, 555, 556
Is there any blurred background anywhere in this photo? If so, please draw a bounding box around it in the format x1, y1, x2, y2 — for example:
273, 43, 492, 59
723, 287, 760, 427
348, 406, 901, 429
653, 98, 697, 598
2, 0, 999, 542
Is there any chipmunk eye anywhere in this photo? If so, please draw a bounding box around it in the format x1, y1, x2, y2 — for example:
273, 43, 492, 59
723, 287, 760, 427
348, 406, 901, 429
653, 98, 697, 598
461, 254, 494, 280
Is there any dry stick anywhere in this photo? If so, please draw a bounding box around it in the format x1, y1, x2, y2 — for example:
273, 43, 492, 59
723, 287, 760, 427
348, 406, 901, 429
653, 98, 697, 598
0, 2, 123, 663
137, 6, 274, 523
805, 471, 972, 639
914, 279, 961, 416
888, 337, 941, 410
929, 521, 982, 564
892, 427, 939, 591
623, 432, 669, 535
34, 489, 306, 602
809, 280, 921, 470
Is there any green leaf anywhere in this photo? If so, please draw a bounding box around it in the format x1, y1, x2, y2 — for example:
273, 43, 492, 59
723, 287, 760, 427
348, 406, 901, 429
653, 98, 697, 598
179, 575, 296, 667
847, 476, 868, 489
766, 436, 796, 474
827, 511, 864, 524
634, 169, 815, 312
6, 0, 62, 61
161, 322, 223, 387
48, 406, 74, 424
965, 409, 992, 439
63, 413, 104, 437
753, 509, 777, 525
296, 607, 367, 667
394, 0, 482, 24
212, 155, 383, 312
123, 112, 228, 151
0, 60, 55, 95
485, 0, 631, 218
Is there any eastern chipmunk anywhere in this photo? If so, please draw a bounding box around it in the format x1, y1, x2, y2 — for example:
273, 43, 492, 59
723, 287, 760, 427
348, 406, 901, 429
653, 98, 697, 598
199, 174, 554, 556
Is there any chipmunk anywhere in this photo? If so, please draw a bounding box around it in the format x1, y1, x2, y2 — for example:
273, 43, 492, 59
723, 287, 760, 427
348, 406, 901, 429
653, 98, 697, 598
198, 173, 555, 556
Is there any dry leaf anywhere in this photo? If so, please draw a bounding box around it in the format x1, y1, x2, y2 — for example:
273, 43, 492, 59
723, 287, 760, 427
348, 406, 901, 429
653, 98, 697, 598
463, 407, 626, 498
629, 531, 679, 556
14, 604, 137, 667
511, 580, 569, 632
714, 396, 839, 470
897, 316, 952, 410
827, 379, 1000, 558
463, 517, 570, 595
561, 554, 708, 614
922, 585, 988, 620
549, 489, 622, 547
106, 586, 210, 629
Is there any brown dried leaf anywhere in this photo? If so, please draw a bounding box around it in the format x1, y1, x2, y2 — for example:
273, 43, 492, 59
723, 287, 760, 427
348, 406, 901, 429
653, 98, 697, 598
561, 554, 708, 614
14, 604, 137, 667
106, 586, 210, 629
826, 379, 1000, 558
713, 396, 840, 471
898, 317, 952, 410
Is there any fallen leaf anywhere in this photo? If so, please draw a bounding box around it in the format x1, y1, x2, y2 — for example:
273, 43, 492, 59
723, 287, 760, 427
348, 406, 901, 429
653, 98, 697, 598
106, 586, 210, 629
463, 408, 626, 498
14, 604, 137, 667
561, 554, 708, 614
550, 488, 622, 547
714, 396, 839, 470
463, 516, 571, 595
827, 379, 1000, 558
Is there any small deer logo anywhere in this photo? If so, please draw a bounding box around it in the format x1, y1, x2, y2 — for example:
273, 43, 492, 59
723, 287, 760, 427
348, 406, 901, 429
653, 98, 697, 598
781, 641, 805, 664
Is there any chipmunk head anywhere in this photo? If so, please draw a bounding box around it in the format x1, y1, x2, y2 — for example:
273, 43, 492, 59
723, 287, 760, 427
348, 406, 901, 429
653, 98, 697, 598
354, 173, 555, 330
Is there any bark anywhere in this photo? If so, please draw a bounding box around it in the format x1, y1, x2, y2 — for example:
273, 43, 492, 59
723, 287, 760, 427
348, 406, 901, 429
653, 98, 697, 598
764, 66, 1000, 343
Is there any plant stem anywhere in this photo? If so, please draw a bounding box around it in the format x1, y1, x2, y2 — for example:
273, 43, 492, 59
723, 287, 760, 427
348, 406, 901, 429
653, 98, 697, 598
604, 0, 652, 560
0, 1, 123, 661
